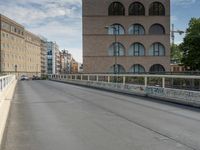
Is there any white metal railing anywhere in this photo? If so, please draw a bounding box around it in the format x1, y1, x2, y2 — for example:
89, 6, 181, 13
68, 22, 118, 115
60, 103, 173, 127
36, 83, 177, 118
0, 75, 16, 92
49, 74, 200, 107
49, 74, 200, 91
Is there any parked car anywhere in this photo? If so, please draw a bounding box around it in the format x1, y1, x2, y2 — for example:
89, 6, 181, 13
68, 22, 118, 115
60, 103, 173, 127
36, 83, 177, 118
20, 75, 29, 80
32, 75, 41, 80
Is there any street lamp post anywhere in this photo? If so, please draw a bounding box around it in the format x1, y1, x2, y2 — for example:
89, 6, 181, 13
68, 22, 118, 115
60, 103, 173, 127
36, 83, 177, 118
15, 64, 17, 79
36, 64, 38, 76
105, 25, 117, 74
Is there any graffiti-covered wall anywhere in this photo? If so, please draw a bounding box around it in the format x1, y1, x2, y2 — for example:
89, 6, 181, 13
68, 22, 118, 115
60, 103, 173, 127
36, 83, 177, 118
52, 78, 200, 107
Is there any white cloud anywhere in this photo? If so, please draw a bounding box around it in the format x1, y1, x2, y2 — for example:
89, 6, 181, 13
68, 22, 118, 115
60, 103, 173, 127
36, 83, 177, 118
29, 20, 82, 62
171, 15, 178, 22
172, 0, 196, 5
0, 0, 83, 62
0, 0, 82, 25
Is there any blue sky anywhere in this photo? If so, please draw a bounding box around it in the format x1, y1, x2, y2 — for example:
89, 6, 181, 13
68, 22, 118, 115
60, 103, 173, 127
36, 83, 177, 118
0, 0, 199, 62
172, 0, 200, 43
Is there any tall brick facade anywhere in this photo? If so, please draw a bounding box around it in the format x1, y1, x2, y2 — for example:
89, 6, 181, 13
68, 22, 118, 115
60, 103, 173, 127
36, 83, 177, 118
83, 0, 170, 74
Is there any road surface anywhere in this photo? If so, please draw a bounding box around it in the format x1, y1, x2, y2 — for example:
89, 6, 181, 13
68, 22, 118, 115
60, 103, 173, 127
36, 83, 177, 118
2, 80, 200, 150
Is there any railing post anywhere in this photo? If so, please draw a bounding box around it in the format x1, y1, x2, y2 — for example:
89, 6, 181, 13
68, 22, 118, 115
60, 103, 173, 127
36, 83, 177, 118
108, 75, 110, 83
88, 75, 90, 81
162, 77, 165, 88
145, 76, 148, 87
97, 75, 99, 82
81, 75, 83, 81
123, 76, 126, 85
75, 75, 77, 80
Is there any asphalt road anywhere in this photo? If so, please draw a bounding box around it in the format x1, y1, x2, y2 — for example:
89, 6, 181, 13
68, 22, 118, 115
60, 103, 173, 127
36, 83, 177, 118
2, 80, 200, 150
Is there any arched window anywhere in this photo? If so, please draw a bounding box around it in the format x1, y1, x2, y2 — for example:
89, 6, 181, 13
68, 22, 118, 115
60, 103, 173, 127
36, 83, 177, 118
149, 42, 165, 56
109, 2, 125, 16
129, 64, 145, 73
107, 24, 125, 35
109, 64, 125, 74
149, 24, 165, 35
129, 2, 145, 16
128, 43, 145, 56
149, 64, 165, 72
149, 2, 165, 16
128, 24, 145, 35
108, 42, 125, 56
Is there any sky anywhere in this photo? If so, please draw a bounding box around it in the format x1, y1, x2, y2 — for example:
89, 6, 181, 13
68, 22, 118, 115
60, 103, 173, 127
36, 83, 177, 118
0, 0, 199, 63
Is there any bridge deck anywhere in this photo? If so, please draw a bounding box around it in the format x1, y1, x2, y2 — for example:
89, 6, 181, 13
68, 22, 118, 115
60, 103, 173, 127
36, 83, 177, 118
2, 80, 200, 150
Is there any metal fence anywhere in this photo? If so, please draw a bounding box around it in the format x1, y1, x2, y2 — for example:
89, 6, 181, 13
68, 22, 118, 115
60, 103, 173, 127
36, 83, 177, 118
48, 74, 200, 107
49, 74, 200, 91
0, 75, 16, 92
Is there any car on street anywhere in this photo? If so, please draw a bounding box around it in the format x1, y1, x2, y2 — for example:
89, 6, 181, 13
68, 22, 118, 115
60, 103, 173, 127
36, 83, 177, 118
20, 75, 29, 81
32, 75, 41, 80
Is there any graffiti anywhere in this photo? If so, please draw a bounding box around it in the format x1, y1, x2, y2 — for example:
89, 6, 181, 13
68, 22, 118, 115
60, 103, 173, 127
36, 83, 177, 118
146, 87, 200, 102
85, 81, 145, 94
56, 79, 200, 106
165, 89, 200, 102
145, 87, 164, 96
124, 84, 145, 93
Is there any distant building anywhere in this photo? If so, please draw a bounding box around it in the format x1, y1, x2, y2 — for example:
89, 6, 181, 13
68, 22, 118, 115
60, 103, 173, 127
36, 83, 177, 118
60, 50, 80, 74
60, 50, 72, 74
78, 63, 83, 73
70, 59, 78, 74
47, 42, 60, 74
40, 37, 48, 76
83, 0, 170, 73
171, 64, 187, 73
0, 14, 41, 77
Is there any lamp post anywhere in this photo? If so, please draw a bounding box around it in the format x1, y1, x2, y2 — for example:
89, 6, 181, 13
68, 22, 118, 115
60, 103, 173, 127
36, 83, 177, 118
15, 64, 17, 79
36, 64, 38, 76
105, 25, 118, 74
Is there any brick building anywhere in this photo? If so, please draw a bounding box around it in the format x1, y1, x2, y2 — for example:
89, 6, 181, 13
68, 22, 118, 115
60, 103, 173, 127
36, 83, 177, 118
83, 0, 170, 73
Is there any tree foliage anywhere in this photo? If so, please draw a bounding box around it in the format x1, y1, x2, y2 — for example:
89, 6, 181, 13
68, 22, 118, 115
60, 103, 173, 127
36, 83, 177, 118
171, 44, 182, 64
180, 18, 200, 71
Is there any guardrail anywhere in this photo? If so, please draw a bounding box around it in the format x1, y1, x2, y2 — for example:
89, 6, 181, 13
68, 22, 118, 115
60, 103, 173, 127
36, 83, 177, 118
49, 74, 200, 107
0, 75, 17, 147
0, 75, 16, 94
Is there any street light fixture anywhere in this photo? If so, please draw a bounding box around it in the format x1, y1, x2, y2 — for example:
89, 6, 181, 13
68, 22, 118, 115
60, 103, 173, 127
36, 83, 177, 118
105, 25, 118, 74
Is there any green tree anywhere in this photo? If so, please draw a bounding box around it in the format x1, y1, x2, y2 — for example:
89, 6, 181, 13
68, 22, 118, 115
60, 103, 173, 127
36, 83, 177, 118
171, 44, 183, 64
180, 18, 200, 71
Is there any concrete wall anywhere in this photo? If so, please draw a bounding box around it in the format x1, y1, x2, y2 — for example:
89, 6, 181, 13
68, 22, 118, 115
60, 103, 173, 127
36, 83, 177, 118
0, 75, 17, 147
50, 74, 200, 108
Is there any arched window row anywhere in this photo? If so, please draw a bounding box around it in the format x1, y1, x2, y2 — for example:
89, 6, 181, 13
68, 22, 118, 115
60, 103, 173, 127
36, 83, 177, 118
109, 1, 165, 16
108, 42, 165, 56
108, 42, 125, 56
108, 64, 165, 73
107, 23, 165, 35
